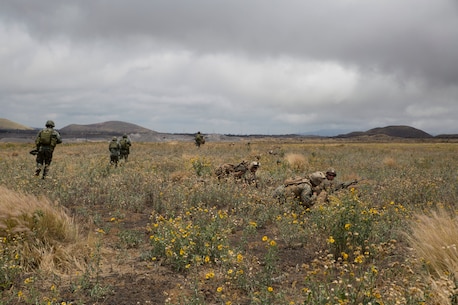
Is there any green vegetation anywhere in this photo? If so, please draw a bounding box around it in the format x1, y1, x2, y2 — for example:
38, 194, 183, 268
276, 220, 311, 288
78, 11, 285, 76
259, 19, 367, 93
0, 140, 457, 304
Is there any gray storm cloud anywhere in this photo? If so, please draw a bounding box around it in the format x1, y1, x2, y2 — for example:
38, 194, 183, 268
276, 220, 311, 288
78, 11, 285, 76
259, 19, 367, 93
1, 0, 457, 134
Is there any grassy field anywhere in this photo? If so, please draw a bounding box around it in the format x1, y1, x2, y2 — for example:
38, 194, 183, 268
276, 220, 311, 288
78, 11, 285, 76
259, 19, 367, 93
0, 140, 457, 305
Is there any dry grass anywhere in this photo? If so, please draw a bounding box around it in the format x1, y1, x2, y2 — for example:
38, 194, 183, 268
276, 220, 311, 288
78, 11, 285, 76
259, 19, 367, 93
0, 186, 91, 274
284, 152, 308, 172
0, 140, 457, 304
408, 209, 458, 305
382, 156, 397, 167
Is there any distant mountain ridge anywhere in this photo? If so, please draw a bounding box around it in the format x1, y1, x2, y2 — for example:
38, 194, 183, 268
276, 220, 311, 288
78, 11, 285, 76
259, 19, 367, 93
335, 125, 433, 138
0, 118, 34, 130
60, 121, 155, 134
1, 119, 457, 140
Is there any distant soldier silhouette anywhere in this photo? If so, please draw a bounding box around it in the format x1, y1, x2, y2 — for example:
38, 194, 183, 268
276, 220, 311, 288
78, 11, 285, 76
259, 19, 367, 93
34, 120, 62, 179
195, 131, 205, 147
119, 134, 132, 162
109, 137, 121, 167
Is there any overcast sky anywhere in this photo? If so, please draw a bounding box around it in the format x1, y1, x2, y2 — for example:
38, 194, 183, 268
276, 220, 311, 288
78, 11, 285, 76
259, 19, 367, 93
1, 0, 457, 135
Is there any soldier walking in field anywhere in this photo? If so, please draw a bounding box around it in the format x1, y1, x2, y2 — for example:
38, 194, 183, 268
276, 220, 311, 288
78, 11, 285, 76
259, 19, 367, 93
119, 134, 132, 162
195, 131, 205, 147
33, 120, 62, 179
109, 137, 121, 167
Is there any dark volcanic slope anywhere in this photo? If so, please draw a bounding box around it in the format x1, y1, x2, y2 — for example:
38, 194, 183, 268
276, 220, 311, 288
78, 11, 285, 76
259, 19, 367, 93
60, 121, 155, 134
336, 125, 433, 138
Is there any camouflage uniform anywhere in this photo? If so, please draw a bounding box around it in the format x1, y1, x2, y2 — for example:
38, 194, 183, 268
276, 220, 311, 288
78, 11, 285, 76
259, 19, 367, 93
119, 134, 132, 162
273, 171, 326, 208
109, 137, 121, 167
321, 167, 359, 202
34, 120, 62, 179
215, 160, 260, 185
195, 131, 205, 147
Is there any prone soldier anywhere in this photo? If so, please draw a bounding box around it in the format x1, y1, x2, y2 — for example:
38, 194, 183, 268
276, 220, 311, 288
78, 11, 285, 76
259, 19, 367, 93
273, 171, 326, 208
320, 167, 363, 202
215, 160, 260, 186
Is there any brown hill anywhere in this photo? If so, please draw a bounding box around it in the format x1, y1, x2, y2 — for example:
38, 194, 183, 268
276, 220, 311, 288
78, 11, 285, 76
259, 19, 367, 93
60, 121, 156, 135
336, 125, 433, 139
0, 118, 34, 130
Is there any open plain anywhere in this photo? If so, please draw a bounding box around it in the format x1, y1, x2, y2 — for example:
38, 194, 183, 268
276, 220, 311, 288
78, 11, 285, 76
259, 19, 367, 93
1, 139, 457, 304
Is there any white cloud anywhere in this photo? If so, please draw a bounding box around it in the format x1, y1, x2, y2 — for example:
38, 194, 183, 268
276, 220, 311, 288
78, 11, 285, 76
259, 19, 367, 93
0, 0, 457, 135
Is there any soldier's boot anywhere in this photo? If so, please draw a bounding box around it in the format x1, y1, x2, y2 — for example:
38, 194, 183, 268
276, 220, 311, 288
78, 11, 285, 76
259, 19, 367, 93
42, 166, 49, 179
35, 164, 42, 176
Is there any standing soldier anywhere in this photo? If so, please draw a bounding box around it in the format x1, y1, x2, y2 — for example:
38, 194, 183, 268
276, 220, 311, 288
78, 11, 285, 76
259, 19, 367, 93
109, 137, 120, 167
119, 134, 132, 162
34, 120, 62, 179
195, 131, 205, 147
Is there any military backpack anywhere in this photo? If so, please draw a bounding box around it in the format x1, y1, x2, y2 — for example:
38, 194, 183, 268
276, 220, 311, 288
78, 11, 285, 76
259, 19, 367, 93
109, 141, 119, 150
120, 138, 129, 149
39, 128, 53, 146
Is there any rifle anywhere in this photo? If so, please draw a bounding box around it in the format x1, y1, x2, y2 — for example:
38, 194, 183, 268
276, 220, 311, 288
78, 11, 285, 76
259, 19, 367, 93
332, 179, 365, 192
29, 149, 39, 156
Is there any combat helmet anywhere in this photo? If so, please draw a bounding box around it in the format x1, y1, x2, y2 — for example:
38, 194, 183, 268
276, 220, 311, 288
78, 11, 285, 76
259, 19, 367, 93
249, 161, 260, 172
326, 167, 337, 177
45, 120, 55, 128
309, 171, 326, 186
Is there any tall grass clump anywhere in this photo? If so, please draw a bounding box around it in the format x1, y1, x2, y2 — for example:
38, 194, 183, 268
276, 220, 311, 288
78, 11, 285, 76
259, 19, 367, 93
408, 209, 458, 304
0, 186, 90, 274
284, 153, 308, 173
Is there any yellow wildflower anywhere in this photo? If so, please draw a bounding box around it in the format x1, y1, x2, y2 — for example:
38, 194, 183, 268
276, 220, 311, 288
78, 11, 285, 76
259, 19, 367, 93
371, 265, 378, 275
205, 272, 215, 279
24, 277, 34, 284
237, 253, 243, 262
354, 255, 364, 264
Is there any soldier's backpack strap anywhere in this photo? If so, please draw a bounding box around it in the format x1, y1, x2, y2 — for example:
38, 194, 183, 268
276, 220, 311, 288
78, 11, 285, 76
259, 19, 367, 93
284, 177, 308, 187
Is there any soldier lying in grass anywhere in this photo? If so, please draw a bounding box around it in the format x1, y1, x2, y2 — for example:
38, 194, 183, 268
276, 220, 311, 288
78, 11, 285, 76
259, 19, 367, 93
215, 160, 260, 186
